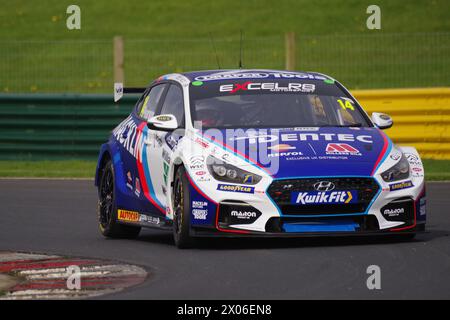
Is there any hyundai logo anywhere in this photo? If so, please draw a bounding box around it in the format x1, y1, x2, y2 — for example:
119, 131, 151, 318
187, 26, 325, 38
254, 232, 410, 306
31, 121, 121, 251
313, 181, 335, 192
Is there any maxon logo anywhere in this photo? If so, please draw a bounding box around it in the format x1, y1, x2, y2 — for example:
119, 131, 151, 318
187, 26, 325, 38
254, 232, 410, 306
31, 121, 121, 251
383, 208, 404, 217
231, 210, 257, 220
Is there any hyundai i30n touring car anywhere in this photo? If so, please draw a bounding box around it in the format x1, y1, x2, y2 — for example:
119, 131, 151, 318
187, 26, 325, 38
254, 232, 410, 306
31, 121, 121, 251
95, 69, 426, 248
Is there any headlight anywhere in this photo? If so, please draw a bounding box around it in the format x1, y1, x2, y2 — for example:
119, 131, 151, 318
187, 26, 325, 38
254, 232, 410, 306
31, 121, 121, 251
381, 153, 410, 182
207, 156, 262, 185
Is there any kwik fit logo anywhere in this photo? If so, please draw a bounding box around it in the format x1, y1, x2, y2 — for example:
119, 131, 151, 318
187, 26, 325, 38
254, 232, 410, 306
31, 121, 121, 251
292, 190, 358, 205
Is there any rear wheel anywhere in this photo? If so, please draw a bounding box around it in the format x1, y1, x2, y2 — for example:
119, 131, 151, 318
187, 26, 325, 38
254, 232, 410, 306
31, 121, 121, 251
172, 166, 195, 248
97, 160, 141, 238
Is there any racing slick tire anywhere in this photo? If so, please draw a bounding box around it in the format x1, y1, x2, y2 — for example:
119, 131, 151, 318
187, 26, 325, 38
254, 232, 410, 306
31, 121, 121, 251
97, 159, 141, 238
172, 166, 195, 248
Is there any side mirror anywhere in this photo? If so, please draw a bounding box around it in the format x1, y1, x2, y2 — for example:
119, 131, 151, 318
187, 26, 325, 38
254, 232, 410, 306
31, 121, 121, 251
147, 114, 178, 131
371, 112, 393, 130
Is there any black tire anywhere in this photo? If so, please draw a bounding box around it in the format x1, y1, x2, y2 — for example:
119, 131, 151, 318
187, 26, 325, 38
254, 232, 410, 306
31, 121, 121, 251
97, 159, 141, 238
172, 166, 195, 248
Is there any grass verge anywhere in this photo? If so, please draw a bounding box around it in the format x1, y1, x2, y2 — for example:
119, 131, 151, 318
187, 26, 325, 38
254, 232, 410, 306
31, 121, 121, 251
0, 160, 96, 178
0, 159, 448, 181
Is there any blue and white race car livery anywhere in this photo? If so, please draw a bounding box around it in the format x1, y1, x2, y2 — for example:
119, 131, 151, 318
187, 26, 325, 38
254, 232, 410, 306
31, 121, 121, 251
95, 69, 426, 248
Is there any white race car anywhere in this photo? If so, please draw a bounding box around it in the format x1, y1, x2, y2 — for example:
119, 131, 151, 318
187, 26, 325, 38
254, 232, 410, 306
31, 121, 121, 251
95, 69, 426, 248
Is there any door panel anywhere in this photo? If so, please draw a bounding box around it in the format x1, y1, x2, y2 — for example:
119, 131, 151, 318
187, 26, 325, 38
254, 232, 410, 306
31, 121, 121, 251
146, 84, 185, 210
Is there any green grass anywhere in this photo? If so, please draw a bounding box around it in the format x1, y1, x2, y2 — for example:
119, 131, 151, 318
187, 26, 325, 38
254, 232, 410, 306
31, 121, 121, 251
0, 159, 449, 180
0, 0, 448, 93
422, 159, 450, 181
0, 161, 96, 178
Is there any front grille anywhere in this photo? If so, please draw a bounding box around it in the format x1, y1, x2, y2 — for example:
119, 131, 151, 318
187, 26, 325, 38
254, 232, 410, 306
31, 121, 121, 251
267, 177, 379, 215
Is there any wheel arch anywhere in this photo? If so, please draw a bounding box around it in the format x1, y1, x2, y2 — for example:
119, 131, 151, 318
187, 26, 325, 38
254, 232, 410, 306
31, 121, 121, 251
95, 144, 112, 186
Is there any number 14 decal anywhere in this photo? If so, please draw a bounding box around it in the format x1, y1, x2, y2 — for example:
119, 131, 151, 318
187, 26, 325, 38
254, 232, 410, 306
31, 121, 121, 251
337, 99, 355, 111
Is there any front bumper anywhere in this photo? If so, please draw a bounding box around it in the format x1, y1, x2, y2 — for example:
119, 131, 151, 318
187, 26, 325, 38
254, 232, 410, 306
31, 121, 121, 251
191, 223, 425, 238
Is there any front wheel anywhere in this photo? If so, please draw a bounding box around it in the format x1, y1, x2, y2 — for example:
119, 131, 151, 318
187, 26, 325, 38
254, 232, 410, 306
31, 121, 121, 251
97, 159, 141, 238
172, 166, 195, 248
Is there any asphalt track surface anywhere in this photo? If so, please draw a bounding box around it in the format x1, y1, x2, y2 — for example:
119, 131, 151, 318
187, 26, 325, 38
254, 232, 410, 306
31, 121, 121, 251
0, 179, 449, 299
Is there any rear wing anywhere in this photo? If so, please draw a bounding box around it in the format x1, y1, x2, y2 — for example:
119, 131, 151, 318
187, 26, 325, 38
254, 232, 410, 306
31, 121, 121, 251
114, 83, 146, 102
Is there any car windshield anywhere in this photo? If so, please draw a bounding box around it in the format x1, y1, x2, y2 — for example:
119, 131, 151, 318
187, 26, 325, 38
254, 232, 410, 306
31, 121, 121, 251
189, 79, 371, 129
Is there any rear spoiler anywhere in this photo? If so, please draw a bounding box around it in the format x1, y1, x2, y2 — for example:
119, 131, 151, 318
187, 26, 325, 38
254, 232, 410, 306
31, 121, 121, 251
114, 83, 146, 102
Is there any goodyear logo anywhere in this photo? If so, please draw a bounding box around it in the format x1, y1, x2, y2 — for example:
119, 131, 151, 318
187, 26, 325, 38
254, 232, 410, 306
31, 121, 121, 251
291, 190, 358, 205
118, 209, 140, 222
217, 184, 255, 194
389, 180, 413, 191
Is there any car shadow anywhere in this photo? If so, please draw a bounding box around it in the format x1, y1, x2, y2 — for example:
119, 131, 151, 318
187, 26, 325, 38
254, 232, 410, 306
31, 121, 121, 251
135, 228, 449, 250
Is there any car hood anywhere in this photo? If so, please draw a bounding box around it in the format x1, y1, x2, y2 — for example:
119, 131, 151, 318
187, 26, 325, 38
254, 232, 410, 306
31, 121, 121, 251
201, 127, 392, 179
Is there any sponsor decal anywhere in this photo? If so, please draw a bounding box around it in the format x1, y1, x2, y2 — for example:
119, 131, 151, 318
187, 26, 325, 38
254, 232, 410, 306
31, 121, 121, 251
326, 143, 361, 156
222, 153, 231, 161
219, 82, 316, 93
118, 209, 140, 222
126, 171, 133, 189
156, 115, 172, 122
195, 137, 209, 148
405, 152, 422, 166
163, 162, 169, 185
404, 153, 424, 177
293, 127, 319, 131
196, 176, 211, 182
231, 132, 373, 144
268, 151, 303, 158
268, 144, 296, 151
189, 155, 204, 170
139, 214, 161, 225
381, 201, 414, 222
155, 135, 163, 147
231, 210, 257, 220
192, 201, 208, 209
162, 149, 171, 163
195, 171, 206, 176
135, 178, 141, 197
313, 181, 335, 192
112, 116, 144, 160
243, 174, 254, 184
194, 72, 327, 82
383, 208, 404, 217
389, 180, 414, 191
405, 153, 419, 162
217, 184, 255, 194
390, 152, 401, 161
165, 133, 179, 150
337, 98, 355, 111
277, 127, 319, 132
291, 190, 358, 205
192, 209, 208, 220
